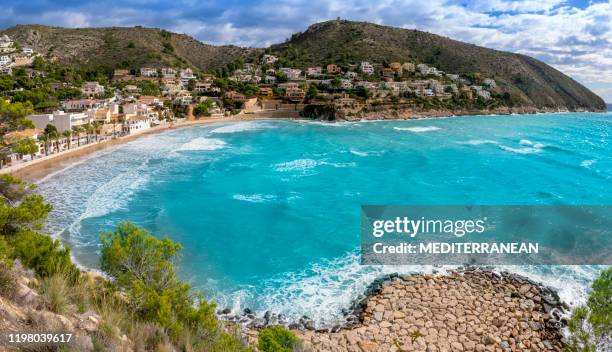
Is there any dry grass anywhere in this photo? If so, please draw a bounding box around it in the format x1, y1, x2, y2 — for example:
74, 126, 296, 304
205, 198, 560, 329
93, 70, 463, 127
0, 264, 17, 299
40, 272, 71, 315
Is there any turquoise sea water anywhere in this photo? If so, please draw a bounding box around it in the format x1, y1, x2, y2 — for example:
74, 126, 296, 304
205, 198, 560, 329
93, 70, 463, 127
37, 113, 611, 326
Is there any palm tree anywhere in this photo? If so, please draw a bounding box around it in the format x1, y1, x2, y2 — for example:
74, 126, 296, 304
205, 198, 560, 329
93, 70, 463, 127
38, 134, 49, 156
62, 130, 72, 150
72, 126, 83, 147
83, 123, 93, 144
92, 121, 102, 142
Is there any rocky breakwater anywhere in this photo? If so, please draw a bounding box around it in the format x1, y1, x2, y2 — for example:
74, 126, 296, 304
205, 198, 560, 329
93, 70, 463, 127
243, 269, 568, 351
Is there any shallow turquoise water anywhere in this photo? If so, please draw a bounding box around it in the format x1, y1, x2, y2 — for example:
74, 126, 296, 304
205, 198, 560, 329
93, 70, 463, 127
38, 113, 612, 325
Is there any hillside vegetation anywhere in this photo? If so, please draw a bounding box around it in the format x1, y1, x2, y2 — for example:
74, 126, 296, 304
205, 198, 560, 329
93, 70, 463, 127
269, 20, 605, 110
1, 20, 606, 111
2, 25, 254, 73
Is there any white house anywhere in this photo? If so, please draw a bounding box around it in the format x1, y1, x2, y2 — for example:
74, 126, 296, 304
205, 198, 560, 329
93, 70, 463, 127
306, 67, 322, 77
360, 62, 374, 75
123, 116, 153, 134
81, 82, 105, 97
22, 48, 33, 55
161, 67, 177, 78
27, 110, 94, 133
180, 68, 196, 85
483, 78, 497, 88
261, 54, 278, 65
140, 67, 158, 77
0, 35, 13, 53
0, 56, 11, 66
280, 68, 302, 80
345, 71, 358, 79
264, 75, 277, 84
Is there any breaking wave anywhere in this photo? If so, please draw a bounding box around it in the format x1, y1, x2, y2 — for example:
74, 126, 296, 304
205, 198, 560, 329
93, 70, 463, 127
394, 126, 441, 132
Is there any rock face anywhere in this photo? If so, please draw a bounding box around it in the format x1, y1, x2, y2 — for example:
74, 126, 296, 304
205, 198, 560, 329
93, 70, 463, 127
0, 264, 99, 352
245, 270, 567, 351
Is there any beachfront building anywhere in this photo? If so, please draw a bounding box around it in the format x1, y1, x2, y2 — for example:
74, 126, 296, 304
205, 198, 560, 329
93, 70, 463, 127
27, 110, 95, 133
123, 116, 153, 134
2, 128, 44, 162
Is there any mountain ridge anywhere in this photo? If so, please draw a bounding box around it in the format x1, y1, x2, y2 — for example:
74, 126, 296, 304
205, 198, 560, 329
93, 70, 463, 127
1, 20, 606, 111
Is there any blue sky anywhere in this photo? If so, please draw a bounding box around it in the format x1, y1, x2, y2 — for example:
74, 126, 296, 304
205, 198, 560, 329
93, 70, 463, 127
1, 0, 610, 102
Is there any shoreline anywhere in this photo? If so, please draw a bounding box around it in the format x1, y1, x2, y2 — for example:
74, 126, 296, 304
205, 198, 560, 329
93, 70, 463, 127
5, 108, 606, 183
2, 115, 287, 183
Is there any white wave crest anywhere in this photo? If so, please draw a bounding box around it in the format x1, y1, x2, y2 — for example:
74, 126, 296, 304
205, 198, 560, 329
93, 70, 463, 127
459, 139, 499, 146
520, 139, 545, 148
581, 159, 596, 168
499, 146, 543, 154
232, 194, 277, 203
176, 137, 226, 151
500, 139, 546, 154
211, 122, 275, 134
249, 252, 601, 327
394, 126, 441, 132
349, 149, 369, 157
274, 159, 355, 173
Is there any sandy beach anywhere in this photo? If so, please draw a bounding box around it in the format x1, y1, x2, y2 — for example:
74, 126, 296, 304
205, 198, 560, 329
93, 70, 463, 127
1, 115, 281, 183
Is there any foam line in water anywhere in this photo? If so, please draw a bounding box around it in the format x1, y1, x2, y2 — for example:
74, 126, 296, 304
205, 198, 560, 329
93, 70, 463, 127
210, 122, 276, 134
394, 126, 441, 132
176, 137, 226, 151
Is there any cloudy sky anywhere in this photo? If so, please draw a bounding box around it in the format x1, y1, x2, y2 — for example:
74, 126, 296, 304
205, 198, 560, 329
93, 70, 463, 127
1, 0, 610, 102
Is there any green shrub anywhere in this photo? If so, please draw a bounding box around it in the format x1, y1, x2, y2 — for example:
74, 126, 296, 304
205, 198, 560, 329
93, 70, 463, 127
10, 230, 80, 282
566, 267, 611, 351
258, 326, 301, 352
100, 222, 251, 351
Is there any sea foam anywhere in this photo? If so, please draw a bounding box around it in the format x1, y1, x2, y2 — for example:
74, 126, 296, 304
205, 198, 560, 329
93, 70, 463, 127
394, 126, 441, 132
177, 137, 226, 151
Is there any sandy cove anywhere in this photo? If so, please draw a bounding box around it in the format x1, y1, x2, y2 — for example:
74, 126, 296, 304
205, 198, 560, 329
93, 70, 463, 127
0, 115, 286, 183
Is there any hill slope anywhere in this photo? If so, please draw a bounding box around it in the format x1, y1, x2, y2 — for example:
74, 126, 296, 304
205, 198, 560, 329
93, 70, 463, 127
270, 20, 605, 110
1, 21, 605, 111
2, 24, 254, 73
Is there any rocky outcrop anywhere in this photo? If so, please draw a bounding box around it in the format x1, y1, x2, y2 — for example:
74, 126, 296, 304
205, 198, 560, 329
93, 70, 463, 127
334, 104, 595, 122
243, 270, 568, 351
0, 264, 100, 352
